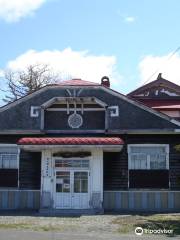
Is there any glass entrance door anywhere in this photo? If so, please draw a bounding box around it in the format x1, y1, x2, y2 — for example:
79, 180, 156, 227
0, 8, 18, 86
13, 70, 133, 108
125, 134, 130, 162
55, 170, 89, 209
56, 171, 71, 208
72, 171, 89, 209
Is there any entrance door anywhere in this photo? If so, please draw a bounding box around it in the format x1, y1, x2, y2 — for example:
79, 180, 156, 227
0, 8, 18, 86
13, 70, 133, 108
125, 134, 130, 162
55, 170, 89, 209
72, 171, 89, 209
55, 171, 71, 208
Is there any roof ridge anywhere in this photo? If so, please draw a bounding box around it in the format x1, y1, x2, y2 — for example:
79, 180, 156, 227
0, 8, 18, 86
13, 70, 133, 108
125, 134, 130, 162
57, 78, 100, 86
127, 75, 180, 96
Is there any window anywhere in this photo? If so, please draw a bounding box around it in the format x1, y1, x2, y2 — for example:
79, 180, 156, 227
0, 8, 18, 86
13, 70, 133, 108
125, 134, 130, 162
74, 172, 88, 193
0, 146, 19, 169
55, 159, 89, 169
56, 172, 70, 193
128, 145, 169, 170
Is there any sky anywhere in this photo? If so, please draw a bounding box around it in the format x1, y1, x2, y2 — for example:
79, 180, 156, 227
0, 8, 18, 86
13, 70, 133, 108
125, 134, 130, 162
0, 0, 180, 100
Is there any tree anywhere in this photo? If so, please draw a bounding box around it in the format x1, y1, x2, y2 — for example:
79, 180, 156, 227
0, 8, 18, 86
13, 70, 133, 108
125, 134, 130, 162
2, 64, 59, 103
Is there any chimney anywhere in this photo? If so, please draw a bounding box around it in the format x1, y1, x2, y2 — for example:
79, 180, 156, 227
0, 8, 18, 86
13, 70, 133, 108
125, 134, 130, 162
101, 76, 110, 88
157, 73, 162, 80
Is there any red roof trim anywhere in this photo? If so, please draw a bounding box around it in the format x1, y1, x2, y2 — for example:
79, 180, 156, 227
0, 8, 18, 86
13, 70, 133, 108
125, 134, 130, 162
57, 79, 100, 86
18, 137, 124, 145
0, 79, 100, 111
137, 99, 180, 109
153, 106, 180, 110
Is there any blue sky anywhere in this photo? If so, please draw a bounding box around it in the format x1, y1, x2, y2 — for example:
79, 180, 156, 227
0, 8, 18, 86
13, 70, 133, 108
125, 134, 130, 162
1, 0, 180, 96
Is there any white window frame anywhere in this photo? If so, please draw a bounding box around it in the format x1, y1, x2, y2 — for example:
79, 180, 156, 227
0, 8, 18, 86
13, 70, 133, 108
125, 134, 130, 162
53, 157, 90, 170
128, 144, 169, 170
0, 144, 20, 169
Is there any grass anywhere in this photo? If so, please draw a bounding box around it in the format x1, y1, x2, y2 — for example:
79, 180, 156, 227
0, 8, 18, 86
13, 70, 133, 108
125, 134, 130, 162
0, 217, 77, 232
0, 223, 65, 232
112, 214, 180, 236
0, 214, 179, 236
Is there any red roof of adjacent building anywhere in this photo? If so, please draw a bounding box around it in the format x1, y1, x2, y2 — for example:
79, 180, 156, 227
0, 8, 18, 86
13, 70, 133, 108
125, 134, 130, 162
18, 137, 124, 145
127, 73, 180, 97
57, 79, 100, 86
138, 99, 180, 110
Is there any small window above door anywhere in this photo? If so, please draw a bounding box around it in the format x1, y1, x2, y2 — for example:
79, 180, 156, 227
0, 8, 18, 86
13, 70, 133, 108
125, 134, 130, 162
55, 159, 89, 169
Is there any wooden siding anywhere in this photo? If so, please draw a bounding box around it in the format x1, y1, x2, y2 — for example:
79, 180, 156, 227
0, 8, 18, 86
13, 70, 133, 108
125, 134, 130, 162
103, 151, 128, 190
0, 190, 40, 209
104, 191, 180, 212
129, 170, 169, 188
0, 86, 178, 131
44, 111, 105, 130
103, 135, 180, 190
19, 151, 41, 190
0, 169, 18, 187
125, 135, 180, 190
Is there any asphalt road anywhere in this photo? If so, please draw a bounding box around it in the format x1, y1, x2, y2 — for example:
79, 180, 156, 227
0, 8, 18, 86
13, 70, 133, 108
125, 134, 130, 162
0, 230, 179, 240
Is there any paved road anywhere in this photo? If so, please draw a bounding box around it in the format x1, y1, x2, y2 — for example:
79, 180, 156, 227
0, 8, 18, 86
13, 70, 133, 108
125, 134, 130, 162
0, 230, 179, 240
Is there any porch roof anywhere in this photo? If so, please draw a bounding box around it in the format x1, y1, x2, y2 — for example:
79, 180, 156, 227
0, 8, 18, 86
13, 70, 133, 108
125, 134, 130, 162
17, 137, 124, 146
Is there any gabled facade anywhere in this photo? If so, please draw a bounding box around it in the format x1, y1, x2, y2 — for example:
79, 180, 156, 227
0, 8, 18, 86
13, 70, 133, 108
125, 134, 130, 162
0, 77, 180, 213
128, 73, 180, 120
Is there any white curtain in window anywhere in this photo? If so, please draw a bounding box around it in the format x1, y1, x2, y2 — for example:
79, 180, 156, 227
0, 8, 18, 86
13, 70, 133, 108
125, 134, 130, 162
0, 146, 18, 169
129, 146, 167, 170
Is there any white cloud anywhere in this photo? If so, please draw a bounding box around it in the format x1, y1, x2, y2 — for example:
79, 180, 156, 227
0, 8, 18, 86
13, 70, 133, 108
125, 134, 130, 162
0, 0, 46, 22
139, 53, 180, 85
4, 48, 122, 89
117, 10, 136, 23
124, 16, 136, 23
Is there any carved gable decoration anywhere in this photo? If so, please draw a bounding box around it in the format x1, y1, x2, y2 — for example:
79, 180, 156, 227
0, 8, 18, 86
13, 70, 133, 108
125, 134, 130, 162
0, 77, 179, 133
43, 96, 107, 131
53, 151, 91, 158
134, 86, 180, 98
128, 74, 180, 99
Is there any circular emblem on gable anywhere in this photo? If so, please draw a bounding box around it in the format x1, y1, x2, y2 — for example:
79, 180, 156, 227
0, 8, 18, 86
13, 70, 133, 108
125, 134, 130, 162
68, 113, 83, 129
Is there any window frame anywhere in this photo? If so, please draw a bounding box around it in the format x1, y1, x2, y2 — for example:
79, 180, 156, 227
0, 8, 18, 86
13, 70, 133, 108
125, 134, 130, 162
0, 144, 20, 170
128, 144, 169, 170
54, 157, 90, 170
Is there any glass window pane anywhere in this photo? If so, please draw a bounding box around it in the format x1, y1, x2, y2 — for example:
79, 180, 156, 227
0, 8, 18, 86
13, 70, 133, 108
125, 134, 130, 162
82, 160, 89, 168
81, 179, 88, 193
63, 183, 70, 192
74, 179, 81, 193
0, 146, 18, 154
56, 183, 62, 192
74, 172, 88, 193
3, 157, 9, 168
55, 159, 89, 168
130, 154, 147, 169
0, 157, 2, 168
131, 146, 166, 154
130, 146, 167, 170
55, 160, 63, 167
150, 154, 166, 169
56, 171, 70, 193
72, 160, 81, 168
1, 154, 17, 169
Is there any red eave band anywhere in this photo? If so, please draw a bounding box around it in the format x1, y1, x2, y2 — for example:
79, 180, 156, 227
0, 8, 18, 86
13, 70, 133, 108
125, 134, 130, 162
17, 137, 124, 145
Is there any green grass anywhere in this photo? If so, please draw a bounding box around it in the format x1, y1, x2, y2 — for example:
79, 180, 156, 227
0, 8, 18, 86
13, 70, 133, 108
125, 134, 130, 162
112, 214, 180, 236
0, 223, 57, 231
0, 222, 74, 232
0, 214, 179, 235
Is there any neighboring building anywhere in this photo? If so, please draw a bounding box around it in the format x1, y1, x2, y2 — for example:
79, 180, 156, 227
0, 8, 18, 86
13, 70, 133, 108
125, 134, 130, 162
128, 73, 180, 120
0, 76, 180, 213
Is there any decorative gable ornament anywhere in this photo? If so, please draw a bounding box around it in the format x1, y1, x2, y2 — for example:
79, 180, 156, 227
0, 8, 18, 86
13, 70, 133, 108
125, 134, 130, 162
68, 113, 83, 128
30, 106, 40, 117
108, 106, 119, 117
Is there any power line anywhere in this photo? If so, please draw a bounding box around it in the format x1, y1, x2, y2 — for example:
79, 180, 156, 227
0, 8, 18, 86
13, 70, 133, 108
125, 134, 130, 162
142, 46, 180, 86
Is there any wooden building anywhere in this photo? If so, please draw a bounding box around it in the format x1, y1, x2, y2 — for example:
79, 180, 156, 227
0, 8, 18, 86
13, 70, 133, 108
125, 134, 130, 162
128, 73, 180, 120
0, 76, 179, 213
